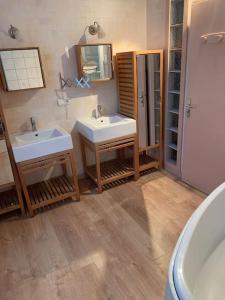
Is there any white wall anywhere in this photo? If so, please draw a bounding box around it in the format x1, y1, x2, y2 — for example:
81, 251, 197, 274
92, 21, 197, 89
147, 0, 168, 49
0, 0, 147, 174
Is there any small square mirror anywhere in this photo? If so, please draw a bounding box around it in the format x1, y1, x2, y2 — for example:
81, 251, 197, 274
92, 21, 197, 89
76, 44, 113, 82
0, 47, 45, 92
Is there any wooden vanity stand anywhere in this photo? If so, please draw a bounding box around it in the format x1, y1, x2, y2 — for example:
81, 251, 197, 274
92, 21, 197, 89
17, 150, 80, 216
80, 133, 139, 193
0, 98, 25, 216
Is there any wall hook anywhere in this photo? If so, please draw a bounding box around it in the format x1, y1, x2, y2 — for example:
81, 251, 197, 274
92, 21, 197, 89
200, 32, 225, 44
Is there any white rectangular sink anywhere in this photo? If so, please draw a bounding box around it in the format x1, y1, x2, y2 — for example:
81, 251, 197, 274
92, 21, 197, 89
11, 127, 73, 163
77, 114, 136, 143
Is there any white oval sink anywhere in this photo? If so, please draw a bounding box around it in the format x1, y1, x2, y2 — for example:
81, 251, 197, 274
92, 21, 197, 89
77, 114, 136, 143
11, 127, 73, 163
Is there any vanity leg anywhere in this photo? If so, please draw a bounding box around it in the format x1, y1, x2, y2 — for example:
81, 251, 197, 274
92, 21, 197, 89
134, 135, 140, 181
61, 162, 67, 176
17, 168, 34, 217
14, 171, 25, 216
69, 151, 80, 201
80, 134, 87, 176
95, 149, 102, 193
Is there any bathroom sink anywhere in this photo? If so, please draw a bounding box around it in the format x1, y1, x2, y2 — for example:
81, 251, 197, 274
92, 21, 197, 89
77, 114, 136, 143
11, 127, 73, 163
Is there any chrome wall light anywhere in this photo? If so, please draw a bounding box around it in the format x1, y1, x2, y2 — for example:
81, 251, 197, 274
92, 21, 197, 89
8, 25, 19, 39
88, 21, 99, 36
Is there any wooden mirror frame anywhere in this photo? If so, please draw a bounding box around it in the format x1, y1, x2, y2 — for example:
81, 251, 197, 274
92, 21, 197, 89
75, 43, 113, 82
0, 47, 46, 92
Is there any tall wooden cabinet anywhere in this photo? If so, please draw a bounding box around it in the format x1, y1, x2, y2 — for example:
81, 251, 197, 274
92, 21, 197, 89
116, 50, 164, 173
0, 98, 24, 215
165, 0, 188, 176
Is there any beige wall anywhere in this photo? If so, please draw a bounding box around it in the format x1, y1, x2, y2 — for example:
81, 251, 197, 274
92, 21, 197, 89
0, 0, 147, 174
147, 0, 168, 49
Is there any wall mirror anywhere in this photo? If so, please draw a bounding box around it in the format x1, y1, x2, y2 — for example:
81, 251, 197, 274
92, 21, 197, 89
76, 44, 113, 82
0, 47, 45, 92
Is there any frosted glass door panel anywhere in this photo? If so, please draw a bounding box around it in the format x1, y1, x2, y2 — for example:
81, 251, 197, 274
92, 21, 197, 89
171, 0, 184, 25
170, 26, 183, 49
148, 54, 161, 145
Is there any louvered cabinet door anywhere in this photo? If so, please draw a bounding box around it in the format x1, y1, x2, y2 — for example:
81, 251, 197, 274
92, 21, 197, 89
116, 52, 137, 119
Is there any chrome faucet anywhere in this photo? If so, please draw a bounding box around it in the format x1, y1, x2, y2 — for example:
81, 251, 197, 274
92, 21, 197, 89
96, 105, 103, 119
30, 117, 37, 132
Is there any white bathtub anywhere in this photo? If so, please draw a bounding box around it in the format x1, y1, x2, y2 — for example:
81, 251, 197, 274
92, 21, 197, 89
165, 183, 225, 300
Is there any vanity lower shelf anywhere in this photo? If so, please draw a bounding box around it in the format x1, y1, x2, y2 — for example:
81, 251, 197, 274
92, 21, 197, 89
27, 175, 76, 210
86, 158, 135, 186
0, 187, 20, 215
16, 150, 80, 216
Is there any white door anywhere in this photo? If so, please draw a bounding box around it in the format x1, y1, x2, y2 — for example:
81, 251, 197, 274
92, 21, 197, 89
182, 0, 225, 193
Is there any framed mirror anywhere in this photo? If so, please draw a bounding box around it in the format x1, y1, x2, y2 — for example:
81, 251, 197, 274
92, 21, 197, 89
0, 47, 45, 92
76, 44, 113, 82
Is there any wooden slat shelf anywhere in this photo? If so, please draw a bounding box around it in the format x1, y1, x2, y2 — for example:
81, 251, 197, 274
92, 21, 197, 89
86, 158, 135, 186
17, 150, 80, 216
0, 99, 25, 216
139, 154, 159, 172
80, 133, 138, 193
28, 175, 75, 210
0, 188, 20, 215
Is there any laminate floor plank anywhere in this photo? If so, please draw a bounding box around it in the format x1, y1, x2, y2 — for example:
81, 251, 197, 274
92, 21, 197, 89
0, 171, 205, 299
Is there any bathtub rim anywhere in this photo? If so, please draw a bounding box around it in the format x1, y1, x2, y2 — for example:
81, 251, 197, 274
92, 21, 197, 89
172, 182, 225, 300
167, 208, 196, 299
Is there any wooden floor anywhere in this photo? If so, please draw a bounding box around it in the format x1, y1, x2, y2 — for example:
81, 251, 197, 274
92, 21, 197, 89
0, 171, 204, 300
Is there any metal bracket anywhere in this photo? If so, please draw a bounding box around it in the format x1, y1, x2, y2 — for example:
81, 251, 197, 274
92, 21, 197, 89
59, 73, 91, 89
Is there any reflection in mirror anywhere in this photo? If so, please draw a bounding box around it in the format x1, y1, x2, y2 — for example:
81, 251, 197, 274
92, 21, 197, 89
76, 44, 113, 81
0, 48, 45, 92
137, 53, 161, 148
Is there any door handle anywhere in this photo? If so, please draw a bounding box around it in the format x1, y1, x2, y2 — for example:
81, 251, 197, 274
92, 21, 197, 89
138, 92, 144, 106
185, 99, 196, 118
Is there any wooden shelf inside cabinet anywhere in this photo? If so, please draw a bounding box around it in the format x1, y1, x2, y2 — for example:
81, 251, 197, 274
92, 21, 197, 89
17, 150, 80, 216
139, 154, 159, 172
0, 186, 20, 215
168, 127, 178, 133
